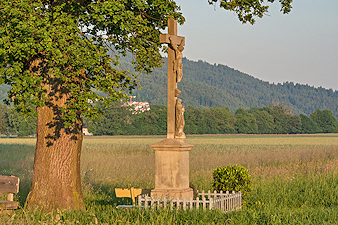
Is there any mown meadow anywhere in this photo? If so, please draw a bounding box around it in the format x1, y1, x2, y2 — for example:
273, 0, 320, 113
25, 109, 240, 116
1, 134, 338, 224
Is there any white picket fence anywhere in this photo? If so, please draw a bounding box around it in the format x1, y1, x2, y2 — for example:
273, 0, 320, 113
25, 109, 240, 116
137, 190, 241, 213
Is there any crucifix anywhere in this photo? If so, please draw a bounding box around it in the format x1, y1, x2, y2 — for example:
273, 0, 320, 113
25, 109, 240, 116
151, 18, 193, 199
160, 17, 186, 142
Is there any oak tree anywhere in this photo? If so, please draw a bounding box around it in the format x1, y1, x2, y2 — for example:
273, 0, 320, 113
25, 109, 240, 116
0, 0, 183, 210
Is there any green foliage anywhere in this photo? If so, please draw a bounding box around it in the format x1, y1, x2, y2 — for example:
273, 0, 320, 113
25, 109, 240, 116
4, 101, 338, 136
209, 0, 293, 24
0, 104, 37, 136
310, 109, 338, 133
0, 85, 10, 104
299, 114, 320, 134
131, 105, 167, 135
184, 106, 206, 134
87, 103, 167, 136
0, 0, 184, 123
203, 107, 237, 134
267, 104, 302, 134
212, 165, 252, 201
252, 110, 275, 134
235, 108, 258, 134
0, 104, 7, 134
86, 102, 133, 136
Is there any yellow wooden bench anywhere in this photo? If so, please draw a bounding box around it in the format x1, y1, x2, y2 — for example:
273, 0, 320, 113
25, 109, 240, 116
0, 175, 20, 210
115, 188, 151, 207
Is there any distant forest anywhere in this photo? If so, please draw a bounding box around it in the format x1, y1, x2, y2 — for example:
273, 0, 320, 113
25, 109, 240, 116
2, 102, 338, 137
85, 103, 338, 136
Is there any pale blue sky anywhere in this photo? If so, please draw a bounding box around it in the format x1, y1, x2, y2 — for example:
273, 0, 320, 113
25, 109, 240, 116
173, 0, 338, 90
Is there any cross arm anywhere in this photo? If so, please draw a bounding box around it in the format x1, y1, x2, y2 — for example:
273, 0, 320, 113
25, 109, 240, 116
160, 34, 185, 46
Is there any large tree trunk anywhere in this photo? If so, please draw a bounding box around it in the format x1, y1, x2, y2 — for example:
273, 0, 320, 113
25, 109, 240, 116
26, 59, 85, 210
26, 107, 85, 210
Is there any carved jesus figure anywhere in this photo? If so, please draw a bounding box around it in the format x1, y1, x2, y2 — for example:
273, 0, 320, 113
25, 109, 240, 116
175, 98, 186, 139
169, 37, 184, 83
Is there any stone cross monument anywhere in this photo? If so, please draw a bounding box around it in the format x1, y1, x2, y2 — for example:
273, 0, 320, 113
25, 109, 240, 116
151, 18, 193, 199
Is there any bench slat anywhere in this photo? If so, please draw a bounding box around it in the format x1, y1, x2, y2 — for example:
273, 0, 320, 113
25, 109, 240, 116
0, 200, 19, 210
0, 176, 19, 193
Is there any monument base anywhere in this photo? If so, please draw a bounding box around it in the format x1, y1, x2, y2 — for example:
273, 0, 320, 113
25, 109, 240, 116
151, 188, 193, 199
151, 138, 193, 200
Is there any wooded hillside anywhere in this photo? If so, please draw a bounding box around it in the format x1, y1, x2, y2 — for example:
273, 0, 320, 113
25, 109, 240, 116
1, 56, 337, 117
130, 57, 338, 117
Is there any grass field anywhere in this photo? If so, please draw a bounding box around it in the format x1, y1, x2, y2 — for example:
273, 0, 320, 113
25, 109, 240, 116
1, 134, 338, 224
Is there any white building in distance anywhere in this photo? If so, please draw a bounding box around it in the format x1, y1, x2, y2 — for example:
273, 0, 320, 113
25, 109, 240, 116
122, 96, 150, 114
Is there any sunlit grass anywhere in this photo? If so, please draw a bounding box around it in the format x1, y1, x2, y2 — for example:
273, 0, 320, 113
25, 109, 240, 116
1, 134, 338, 224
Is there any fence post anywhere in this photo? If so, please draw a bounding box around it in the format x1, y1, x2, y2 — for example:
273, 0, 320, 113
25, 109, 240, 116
239, 191, 242, 209
176, 197, 180, 211
219, 193, 222, 209
163, 197, 167, 209
220, 194, 223, 211
138, 195, 141, 207
157, 196, 160, 210
202, 197, 206, 210
236, 192, 239, 209
144, 195, 148, 209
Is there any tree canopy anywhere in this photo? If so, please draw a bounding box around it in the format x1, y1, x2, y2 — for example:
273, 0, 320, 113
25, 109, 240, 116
0, 0, 183, 122
209, 0, 293, 24
1, 0, 184, 210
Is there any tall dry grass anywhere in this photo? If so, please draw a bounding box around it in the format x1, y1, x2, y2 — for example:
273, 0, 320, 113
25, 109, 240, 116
188, 135, 338, 190
80, 135, 338, 192
2, 135, 338, 195
1, 134, 338, 224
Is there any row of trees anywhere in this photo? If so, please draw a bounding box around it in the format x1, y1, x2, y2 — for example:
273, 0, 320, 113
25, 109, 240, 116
86, 103, 338, 136
0, 104, 37, 137
2, 102, 338, 137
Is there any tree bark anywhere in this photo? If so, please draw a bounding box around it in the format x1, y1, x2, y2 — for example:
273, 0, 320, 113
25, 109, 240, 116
26, 59, 85, 210
26, 108, 85, 210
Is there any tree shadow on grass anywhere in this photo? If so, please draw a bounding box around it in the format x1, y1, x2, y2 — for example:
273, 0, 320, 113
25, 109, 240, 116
0, 143, 134, 209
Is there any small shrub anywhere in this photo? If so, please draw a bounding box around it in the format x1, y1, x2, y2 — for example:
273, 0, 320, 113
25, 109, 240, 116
212, 165, 252, 203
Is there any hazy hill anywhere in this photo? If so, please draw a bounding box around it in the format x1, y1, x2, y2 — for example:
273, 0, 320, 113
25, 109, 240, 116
131, 57, 338, 117
1, 56, 338, 117
0, 84, 10, 104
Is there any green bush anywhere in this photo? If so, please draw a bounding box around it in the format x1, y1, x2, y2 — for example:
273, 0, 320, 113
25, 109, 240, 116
212, 165, 252, 202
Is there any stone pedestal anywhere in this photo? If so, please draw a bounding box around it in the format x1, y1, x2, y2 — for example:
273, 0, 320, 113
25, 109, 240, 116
151, 139, 193, 199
